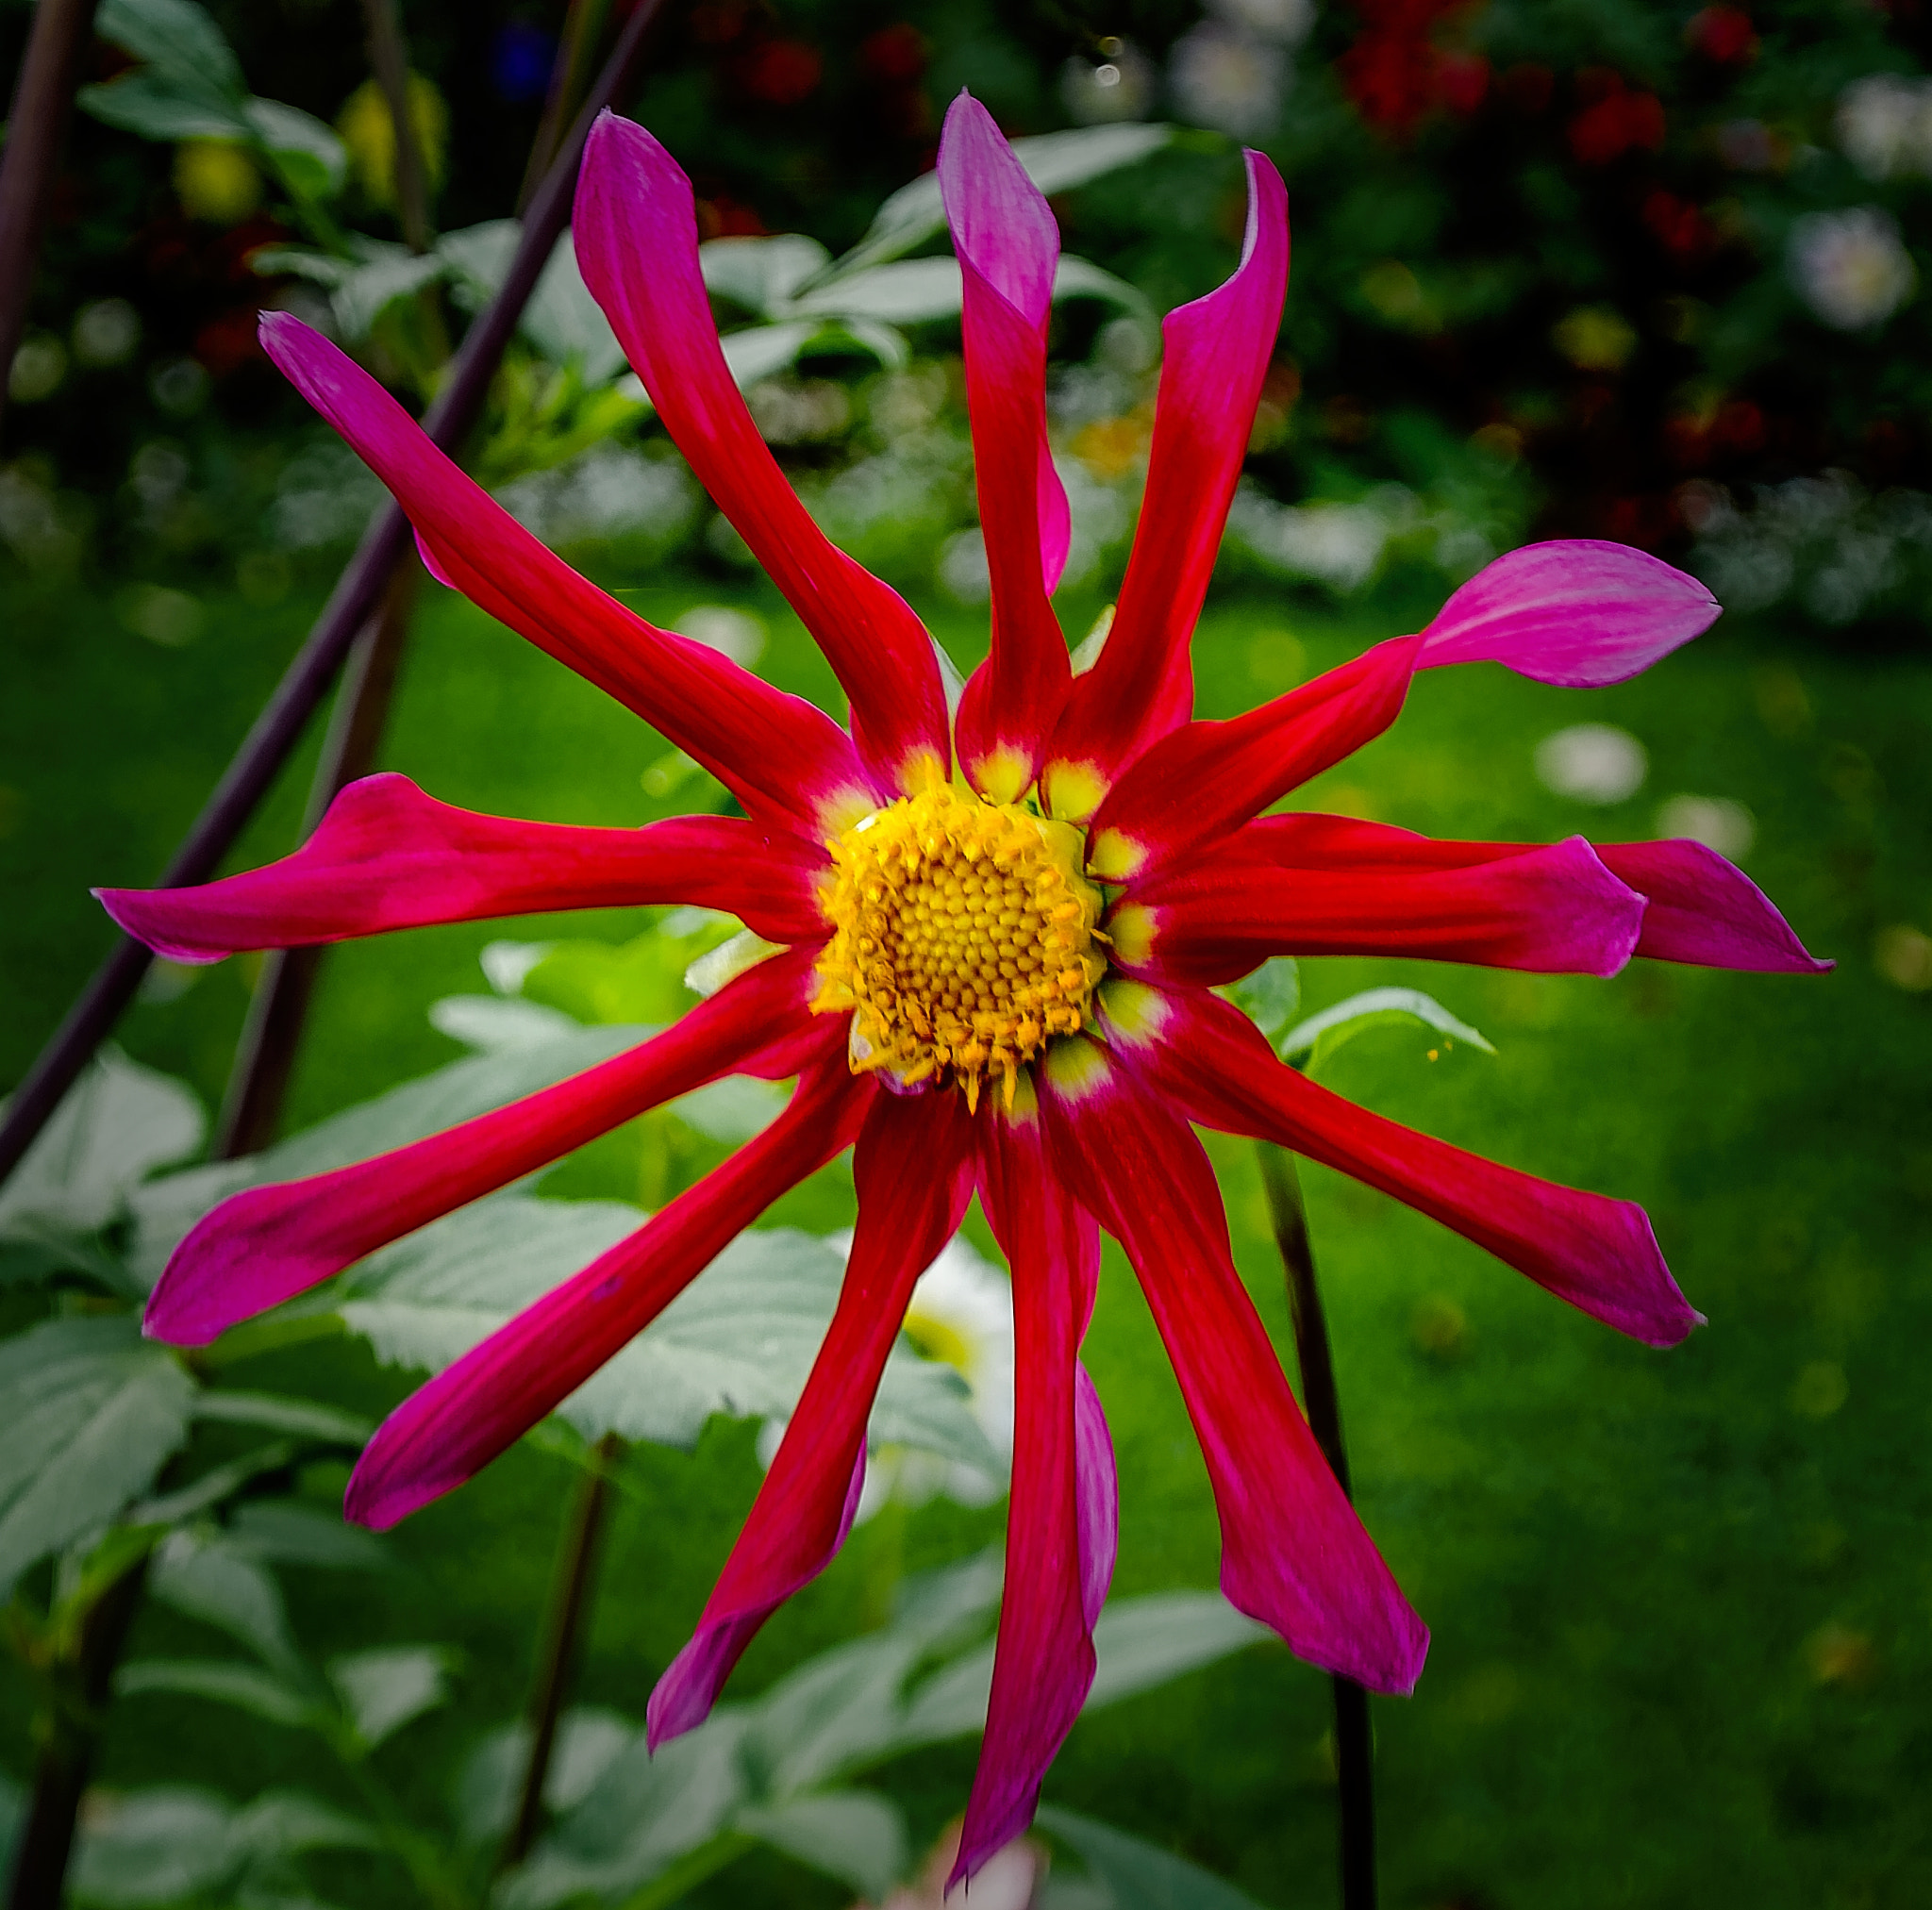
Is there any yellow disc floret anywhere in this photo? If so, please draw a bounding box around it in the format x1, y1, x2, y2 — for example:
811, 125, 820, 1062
812, 781, 1108, 1113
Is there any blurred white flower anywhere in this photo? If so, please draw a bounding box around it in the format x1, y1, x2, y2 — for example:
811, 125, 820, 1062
1534, 724, 1647, 805
495, 442, 697, 549
1209, 0, 1316, 45
940, 526, 991, 603
1060, 41, 1158, 125
1836, 74, 1932, 180
1655, 794, 1755, 860
1169, 22, 1287, 139
757, 1230, 1014, 1524
1788, 208, 1916, 329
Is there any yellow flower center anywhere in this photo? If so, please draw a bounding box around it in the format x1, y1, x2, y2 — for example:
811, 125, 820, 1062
812, 781, 1108, 1113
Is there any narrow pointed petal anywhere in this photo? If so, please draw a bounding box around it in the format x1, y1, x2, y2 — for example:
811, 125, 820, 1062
258, 313, 870, 836
345, 1062, 872, 1529
1419, 540, 1719, 687
648, 1088, 979, 1747
1117, 985, 1702, 1347
1595, 839, 1834, 973
940, 94, 1072, 801
955, 1107, 1107, 1883
574, 114, 947, 795
1084, 637, 1423, 883
95, 773, 828, 963
1120, 829, 1644, 984
144, 947, 837, 1347
1040, 1040, 1428, 1693
1043, 151, 1290, 820
1191, 814, 1832, 976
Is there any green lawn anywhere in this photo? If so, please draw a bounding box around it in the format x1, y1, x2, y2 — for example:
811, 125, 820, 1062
4, 555, 1929, 1908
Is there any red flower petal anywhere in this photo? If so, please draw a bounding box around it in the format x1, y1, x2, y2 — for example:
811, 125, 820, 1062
1419, 540, 1718, 687
1124, 823, 1644, 983
258, 313, 870, 836
647, 1087, 979, 1746
1043, 151, 1290, 820
1041, 1040, 1429, 1693
1085, 636, 1422, 882
1596, 839, 1833, 972
345, 1060, 872, 1529
574, 114, 949, 797
940, 94, 1074, 801
1126, 986, 1703, 1347
95, 773, 828, 963
143, 946, 836, 1347
955, 1106, 1110, 1884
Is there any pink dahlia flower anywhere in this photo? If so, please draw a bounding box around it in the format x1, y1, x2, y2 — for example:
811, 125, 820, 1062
100, 95, 1828, 1882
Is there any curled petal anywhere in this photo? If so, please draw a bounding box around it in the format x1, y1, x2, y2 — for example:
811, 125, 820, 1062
1124, 985, 1702, 1347
258, 313, 869, 836
346, 1061, 872, 1529
144, 946, 837, 1347
1595, 839, 1833, 973
574, 114, 947, 796
648, 1088, 979, 1747
941, 94, 1072, 801
1122, 826, 1644, 983
96, 774, 828, 962
1419, 540, 1719, 687
1085, 637, 1422, 883
1044, 150, 1290, 819
955, 1106, 1107, 1884
1040, 1040, 1428, 1693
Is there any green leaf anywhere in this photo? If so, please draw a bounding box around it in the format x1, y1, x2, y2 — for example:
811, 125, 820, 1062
95, 0, 244, 98
1037, 1806, 1272, 1910
1053, 255, 1158, 327
522, 233, 628, 385
339, 1206, 995, 1467
226, 1789, 381, 1861
832, 123, 1177, 276
794, 257, 963, 324
1084, 1594, 1270, 1710
125, 1442, 294, 1527
116, 1657, 316, 1728
0, 1317, 195, 1596
453, 1707, 636, 1845
427, 994, 582, 1054
1225, 958, 1301, 1041
717, 319, 822, 388
69, 1786, 237, 1907
225, 1502, 392, 1572
328, 1645, 451, 1751
1279, 986, 1496, 1074
192, 1391, 372, 1445
0, 1050, 204, 1280
325, 246, 445, 340
499, 1718, 751, 1910
700, 234, 833, 316
242, 97, 348, 202
126, 1022, 644, 1289
149, 1528, 301, 1672
76, 70, 246, 141
734, 1791, 906, 1902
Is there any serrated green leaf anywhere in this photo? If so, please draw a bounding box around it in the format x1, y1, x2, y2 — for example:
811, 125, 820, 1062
126, 1023, 644, 1289
192, 1391, 372, 1445
149, 1530, 300, 1673
328, 1645, 450, 1751
1037, 1806, 1271, 1910
116, 1658, 316, 1728
735, 1791, 907, 1901
0, 1050, 204, 1253
0, 1317, 195, 1596
1281, 986, 1496, 1074
339, 1205, 994, 1467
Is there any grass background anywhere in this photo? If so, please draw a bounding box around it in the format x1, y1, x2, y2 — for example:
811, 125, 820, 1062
4, 556, 1929, 1908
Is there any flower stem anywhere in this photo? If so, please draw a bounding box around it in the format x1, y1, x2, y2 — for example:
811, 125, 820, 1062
500, 1432, 625, 1872
1257, 1141, 1376, 1910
